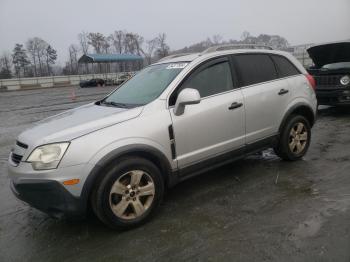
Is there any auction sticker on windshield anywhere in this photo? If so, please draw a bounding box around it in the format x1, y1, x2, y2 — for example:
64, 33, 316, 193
166, 63, 188, 69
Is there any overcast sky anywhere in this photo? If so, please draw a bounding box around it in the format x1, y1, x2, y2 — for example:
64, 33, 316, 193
1, 0, 349, 65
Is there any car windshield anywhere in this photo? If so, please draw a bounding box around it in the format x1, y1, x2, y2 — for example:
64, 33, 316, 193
322, 62, 350, 70
103, 62, 188, 107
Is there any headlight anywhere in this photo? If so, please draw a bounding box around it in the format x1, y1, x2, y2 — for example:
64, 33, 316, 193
340, 75, 350, 86
27, 142, 70, 170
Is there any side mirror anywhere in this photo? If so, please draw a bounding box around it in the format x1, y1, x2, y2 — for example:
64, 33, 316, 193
174, 88, 201, 116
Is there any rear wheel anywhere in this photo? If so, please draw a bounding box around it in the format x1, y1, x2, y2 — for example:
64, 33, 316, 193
274, 115, 311, 161
91, 157, 164, 229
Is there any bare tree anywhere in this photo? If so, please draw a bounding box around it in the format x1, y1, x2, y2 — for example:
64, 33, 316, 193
212, 34, 223, 44
155, 33, 170, 59
102, 39, 110, 54
267, 35, 289, 49
36, 38, 48, 76
109, 30, 125, 53
241, 31, 251, 41
78, 31, 90, 73
130, 33, 144, 55
26, 38, 38, 76
144, 38, 158, 65
78, 31, 90, 54
131, 33, 144, 69
26, 37, 50, 76
87, 33, 106, 53
0, 52, 13, 79
68, 44, 79, 74
123, 33, 134, 54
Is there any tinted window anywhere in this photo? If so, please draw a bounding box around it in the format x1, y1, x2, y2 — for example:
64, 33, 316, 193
272, 55, 300, 77
181, 61, 233, 97
234, 54, 277, 87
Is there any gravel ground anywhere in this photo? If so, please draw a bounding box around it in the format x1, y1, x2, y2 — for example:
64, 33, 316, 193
0, 86, 350, 262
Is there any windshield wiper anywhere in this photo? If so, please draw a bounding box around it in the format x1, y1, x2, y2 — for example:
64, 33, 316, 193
100, 100, 129, 108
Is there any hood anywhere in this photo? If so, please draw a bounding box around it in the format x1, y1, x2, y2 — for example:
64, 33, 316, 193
18, 103, 143, 145
307, 42, 350, 68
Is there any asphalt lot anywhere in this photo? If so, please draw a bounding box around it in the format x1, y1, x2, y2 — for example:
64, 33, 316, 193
0, 86, 350, 262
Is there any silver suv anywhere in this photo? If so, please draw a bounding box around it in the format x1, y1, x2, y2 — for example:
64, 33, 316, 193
8, 47, 317, 229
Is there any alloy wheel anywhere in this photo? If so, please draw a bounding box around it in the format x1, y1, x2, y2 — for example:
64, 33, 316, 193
289, 122, 308, 154
109, 170, 155, 220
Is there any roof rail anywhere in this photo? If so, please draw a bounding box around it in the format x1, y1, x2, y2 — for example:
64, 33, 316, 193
158, 53, 194, 62
201, 44, 273, 54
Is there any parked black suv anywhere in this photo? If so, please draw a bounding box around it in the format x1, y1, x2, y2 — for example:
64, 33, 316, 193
307, 42, 350, 106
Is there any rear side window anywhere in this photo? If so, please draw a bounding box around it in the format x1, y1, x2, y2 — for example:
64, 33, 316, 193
234, 54, 277, 87
272, 55, 300, 78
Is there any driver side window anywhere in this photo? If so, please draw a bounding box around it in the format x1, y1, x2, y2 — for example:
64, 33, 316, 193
169, 58, 234, 106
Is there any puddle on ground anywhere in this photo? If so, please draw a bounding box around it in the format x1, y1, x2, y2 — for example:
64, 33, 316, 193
248, 149, 280, 161
289, 214, 323, 240
288, 196, 350, 242
276, 179, 318, 197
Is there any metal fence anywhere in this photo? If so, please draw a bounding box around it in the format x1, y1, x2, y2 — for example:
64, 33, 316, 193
0, 72, 132, 91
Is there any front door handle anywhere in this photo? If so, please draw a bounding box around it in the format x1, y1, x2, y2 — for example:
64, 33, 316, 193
228, 102, 243, 110
278, 89, 289, 95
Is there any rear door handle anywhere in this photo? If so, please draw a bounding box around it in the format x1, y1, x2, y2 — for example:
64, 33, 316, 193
278, 89, 289, 95
228, 102, 243, 110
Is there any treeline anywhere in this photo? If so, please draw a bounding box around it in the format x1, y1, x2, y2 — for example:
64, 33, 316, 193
0, 37, 57, 79
0, 30, 290, 79
0, 31, 170, 79
173, 31, 289, 54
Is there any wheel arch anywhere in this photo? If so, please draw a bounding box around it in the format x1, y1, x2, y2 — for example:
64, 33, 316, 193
279, 103, 316, 133
80, 144, 175, 209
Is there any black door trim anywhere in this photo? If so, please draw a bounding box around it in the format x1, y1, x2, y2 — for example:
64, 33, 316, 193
178, 134, 278, 180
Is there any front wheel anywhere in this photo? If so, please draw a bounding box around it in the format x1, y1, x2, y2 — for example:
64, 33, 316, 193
274, 115, 311, 161
91, 157, 164, 229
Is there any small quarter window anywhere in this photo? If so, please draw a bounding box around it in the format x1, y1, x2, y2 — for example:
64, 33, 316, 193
272, 55, 300, 78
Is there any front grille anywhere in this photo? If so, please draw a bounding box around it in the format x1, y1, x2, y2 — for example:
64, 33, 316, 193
11, 153, 23, 165
16, 140, 28, 149
314, 75, 342, 87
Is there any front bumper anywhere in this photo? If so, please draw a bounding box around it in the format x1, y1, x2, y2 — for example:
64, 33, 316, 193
316, 88, 350, 105
10, 179, 86, 219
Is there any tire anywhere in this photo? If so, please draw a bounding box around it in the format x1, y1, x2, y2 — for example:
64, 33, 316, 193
91, 157, 164, 230
274, 115, 311, 161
